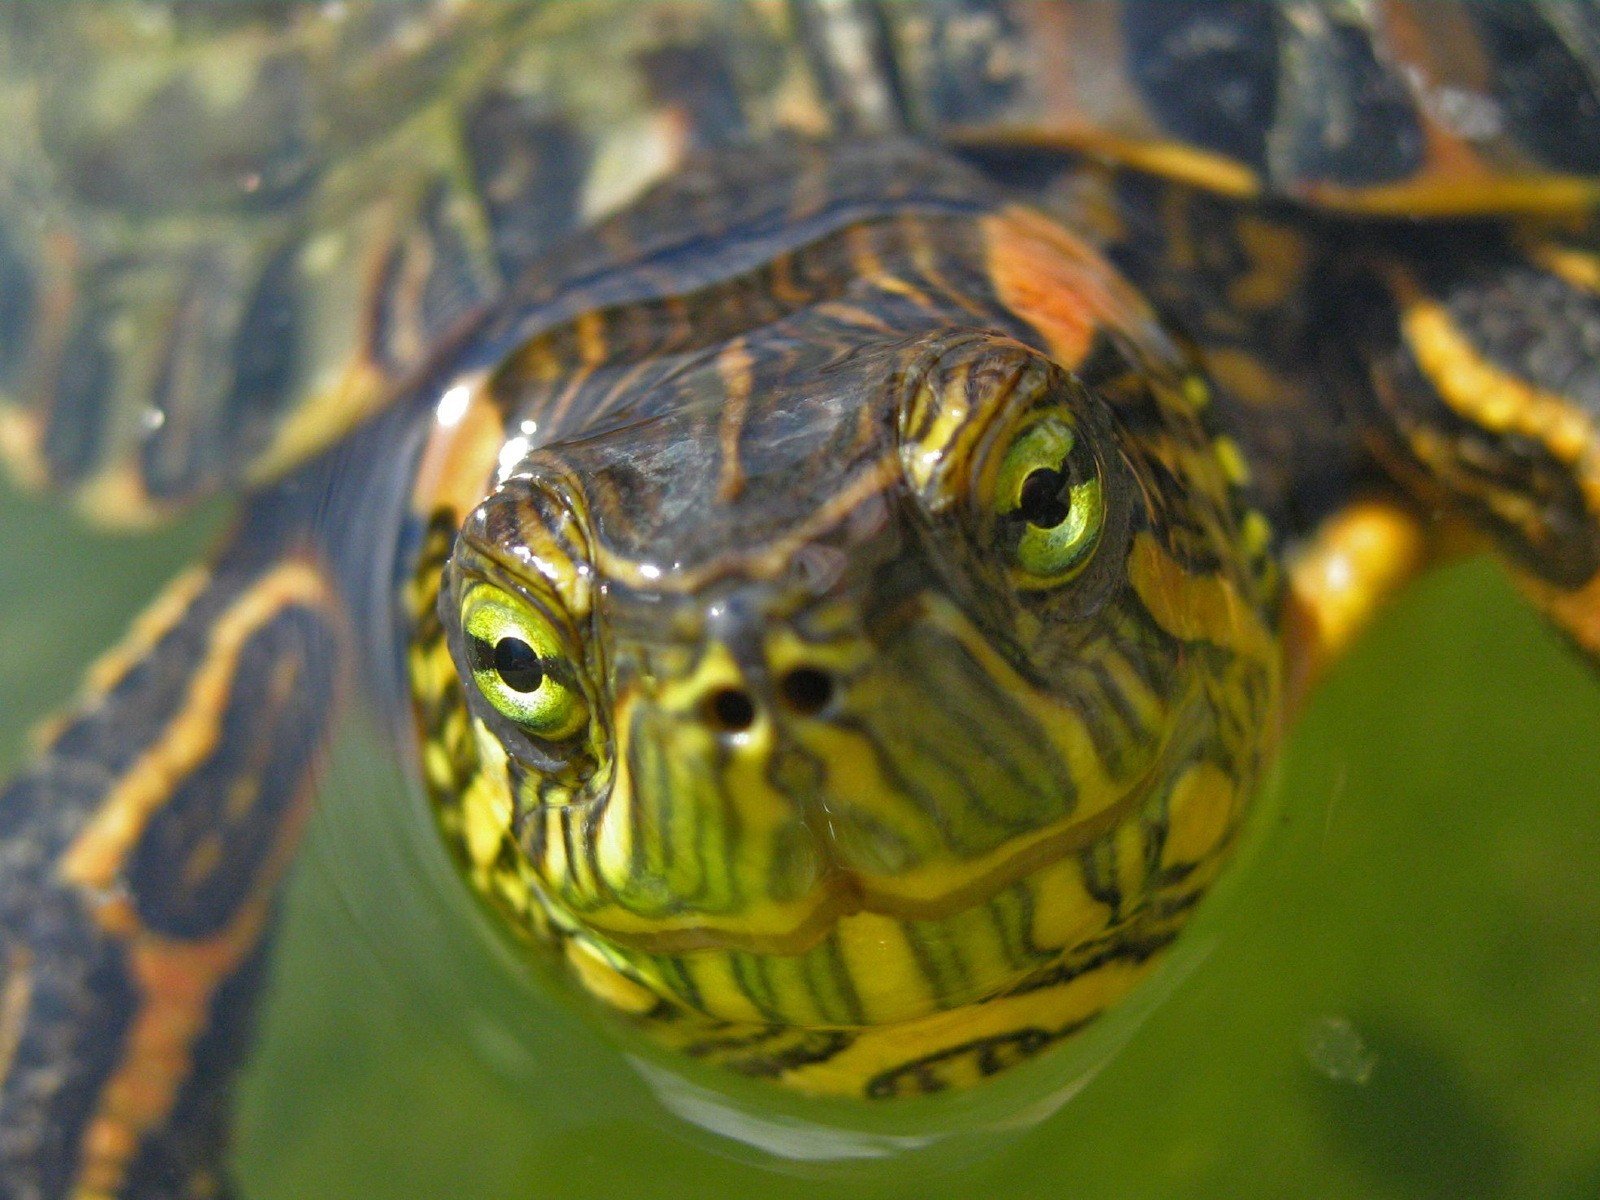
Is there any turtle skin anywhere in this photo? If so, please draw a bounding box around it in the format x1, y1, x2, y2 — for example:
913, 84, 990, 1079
0, 3, 1597, 1198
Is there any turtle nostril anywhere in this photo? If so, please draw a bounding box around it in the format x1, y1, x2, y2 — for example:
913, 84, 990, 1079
706, 687, 757, 733
780, 667, 834, 716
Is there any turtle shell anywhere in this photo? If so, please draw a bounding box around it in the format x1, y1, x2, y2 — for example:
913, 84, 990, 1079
884, 1, 1600, 213
1, 0, 1596, 523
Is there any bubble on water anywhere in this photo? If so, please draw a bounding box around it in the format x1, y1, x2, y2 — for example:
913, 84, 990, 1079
1303, 1014, 1377, 1085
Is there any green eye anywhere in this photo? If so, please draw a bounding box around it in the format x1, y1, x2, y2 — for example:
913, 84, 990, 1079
991, 415, 1105, 587
461, 584, 589, 740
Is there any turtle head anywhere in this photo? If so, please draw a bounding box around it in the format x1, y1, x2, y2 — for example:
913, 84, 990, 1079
432, 202, 1280, 1091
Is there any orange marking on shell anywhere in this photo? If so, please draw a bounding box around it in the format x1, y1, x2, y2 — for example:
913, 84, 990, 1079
71, 783, 315, 1200
982, 206, 1136, 368
56, 562, 335, 894
61, 563, 339, 1197
1371, 0, 1491, 187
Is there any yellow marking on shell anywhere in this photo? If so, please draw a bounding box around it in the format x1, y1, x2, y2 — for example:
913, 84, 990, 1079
0, 404, 49, 492
1393, 269, 1600, 513
1204, 345, 1302, 409
247, 359, 390, 487
68, 675, 324, 1198
1228, 216, 1312, 312
0, 946, 32, 1092
1283, 498, 1428, 705
1161, 762, 1237, 869
67, 466, 178, 531
978, 129, 1259, 200
56, 562, 336, 893
1302, 174, 1600, 218
27, 567, 212, 756
1212, 436, 1251, 487
1525, 239, 1600, 294
1128, 533, 1272, 658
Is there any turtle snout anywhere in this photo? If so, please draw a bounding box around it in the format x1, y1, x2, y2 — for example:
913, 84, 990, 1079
697, 663, 838, 734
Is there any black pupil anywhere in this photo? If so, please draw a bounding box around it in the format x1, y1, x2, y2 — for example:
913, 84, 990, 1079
492, 637, 544, 693
1017, 467, 1072, 528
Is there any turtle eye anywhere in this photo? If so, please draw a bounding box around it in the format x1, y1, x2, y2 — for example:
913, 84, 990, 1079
989, 412, 1105, 587
460, 583, 589, 740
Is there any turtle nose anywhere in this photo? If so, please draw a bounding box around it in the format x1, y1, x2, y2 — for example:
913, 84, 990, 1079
703, 685, 759, 732
698, 665, 837, 733
777, 665, 834, 715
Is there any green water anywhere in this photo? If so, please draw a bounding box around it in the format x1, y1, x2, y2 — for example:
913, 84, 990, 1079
4, 481, 1599, 1199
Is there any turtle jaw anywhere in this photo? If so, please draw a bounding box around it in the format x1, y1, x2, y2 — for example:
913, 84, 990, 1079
523, 567, 1223, 1030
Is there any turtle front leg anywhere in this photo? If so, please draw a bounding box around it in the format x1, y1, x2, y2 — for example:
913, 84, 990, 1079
0, 528, 346, 1199
1335, 221, 1600, 669
1281, 497, 1432, 708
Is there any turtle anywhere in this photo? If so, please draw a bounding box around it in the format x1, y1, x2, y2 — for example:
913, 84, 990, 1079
1, 1, 1598, 1196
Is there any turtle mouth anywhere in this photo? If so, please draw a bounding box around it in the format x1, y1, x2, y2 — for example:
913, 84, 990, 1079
574, 718, 1189, 960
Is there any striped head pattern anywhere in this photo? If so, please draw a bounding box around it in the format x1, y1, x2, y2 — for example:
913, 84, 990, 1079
414, 146, 1281, 1095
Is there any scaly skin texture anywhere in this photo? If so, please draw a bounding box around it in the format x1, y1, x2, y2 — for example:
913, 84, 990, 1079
1, 3, 1599, 1196
403, 142, 1279, 1096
